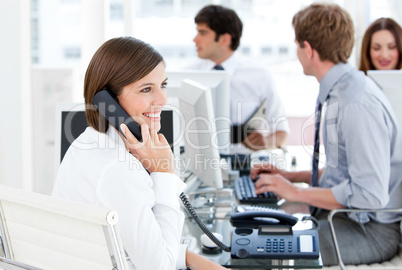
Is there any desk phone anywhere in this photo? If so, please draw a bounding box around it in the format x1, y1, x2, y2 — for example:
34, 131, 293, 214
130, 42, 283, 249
180, 192, 320, 260
231, 225, 319, 259
230, 211, 319, 259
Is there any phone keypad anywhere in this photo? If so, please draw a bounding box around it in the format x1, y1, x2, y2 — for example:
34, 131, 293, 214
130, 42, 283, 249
231, 228, 320, 259
265, 239, 290, 253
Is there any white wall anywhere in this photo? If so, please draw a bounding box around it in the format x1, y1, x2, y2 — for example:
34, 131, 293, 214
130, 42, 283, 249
2, 0, 402, 193
0, 0, 32, 190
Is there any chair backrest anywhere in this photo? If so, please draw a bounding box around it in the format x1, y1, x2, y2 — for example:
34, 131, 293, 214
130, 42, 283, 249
0, 184, 128, 270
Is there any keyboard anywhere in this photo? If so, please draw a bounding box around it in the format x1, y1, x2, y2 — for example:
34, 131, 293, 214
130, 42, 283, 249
235, 204, 285, 213
234, 175, 278, 204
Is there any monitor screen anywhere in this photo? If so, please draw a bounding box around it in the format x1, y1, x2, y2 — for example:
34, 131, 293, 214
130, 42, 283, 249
178, 79, 223, 189
367, 70, 402, 125
166, 70, 231, 154
54, 101, 180, 176
60, 110, 87, 163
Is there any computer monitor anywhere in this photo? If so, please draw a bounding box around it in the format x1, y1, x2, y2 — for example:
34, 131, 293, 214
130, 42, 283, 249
367, 70, 402, 125
54, 103, 87, 176
166, 70, 231, 154
54, 99, 181, 178
178, 79, 223, 189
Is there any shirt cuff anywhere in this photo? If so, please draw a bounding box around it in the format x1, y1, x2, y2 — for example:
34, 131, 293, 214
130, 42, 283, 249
151, 172, 186, 203
275, 120, 290, 133
331, 180, 352, 207
176, 244, 187, 270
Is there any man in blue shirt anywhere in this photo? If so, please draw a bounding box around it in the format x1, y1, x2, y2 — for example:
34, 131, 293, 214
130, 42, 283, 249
250, 3, 402, 266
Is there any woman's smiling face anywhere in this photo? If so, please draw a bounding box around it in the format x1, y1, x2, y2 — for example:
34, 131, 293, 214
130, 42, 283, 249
370, 29, 399, 70
117, 62, 167, 132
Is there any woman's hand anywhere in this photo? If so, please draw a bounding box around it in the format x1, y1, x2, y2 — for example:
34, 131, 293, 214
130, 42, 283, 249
120, 123, 174, 174
186, 250, 227, 270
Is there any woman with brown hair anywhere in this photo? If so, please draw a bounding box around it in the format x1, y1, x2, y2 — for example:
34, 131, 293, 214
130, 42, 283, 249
52, 37, 226, 270
359, 17, 402, 73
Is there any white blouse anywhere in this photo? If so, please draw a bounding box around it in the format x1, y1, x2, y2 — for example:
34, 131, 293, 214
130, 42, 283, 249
52, 126, 187, 270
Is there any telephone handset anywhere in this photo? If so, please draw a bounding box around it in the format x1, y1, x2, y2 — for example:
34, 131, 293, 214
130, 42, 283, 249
230, 211, 298, 228
92, 89, 142, 142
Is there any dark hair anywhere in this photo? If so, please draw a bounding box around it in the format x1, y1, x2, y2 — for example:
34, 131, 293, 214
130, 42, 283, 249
84, 37, 164, 132
359, 17, 402, 74
195, 5, 243, 51
292, 3, 354, 64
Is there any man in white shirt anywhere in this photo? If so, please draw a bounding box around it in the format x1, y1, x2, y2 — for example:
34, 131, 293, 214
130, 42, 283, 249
190, 4, 289, 154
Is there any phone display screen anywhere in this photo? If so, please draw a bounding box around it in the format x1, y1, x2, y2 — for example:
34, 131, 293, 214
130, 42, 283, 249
258, 225, 292, 235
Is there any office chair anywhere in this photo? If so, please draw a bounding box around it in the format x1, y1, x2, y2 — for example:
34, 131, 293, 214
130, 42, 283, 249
323, 208, 402, 270
0, 184, 129, 270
